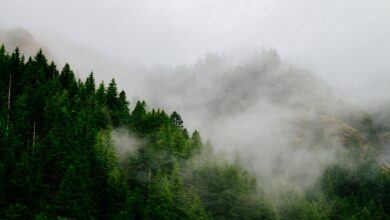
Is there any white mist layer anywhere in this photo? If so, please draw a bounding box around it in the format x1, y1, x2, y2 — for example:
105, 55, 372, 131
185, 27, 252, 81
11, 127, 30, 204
112, 128, 144, 162
0, 27, 380, 190
136, 51, 357, 189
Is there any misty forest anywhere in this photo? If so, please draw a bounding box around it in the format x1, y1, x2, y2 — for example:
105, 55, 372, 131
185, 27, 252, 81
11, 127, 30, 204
0, 42, 389, 220
0, 2, 390, 219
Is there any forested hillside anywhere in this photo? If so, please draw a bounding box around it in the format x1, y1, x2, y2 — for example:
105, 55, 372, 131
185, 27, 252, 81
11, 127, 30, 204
0, 46, 389, 219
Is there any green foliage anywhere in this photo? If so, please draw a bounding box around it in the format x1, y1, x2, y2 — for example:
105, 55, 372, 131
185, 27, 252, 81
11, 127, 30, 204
59, 63, 77, 94
190, 130, 203, 154
170, 163, 209, 220
319, 151, 390, 219
0, 45, 389, 219
191, 163, 279, 220
55, 164, 94, 218
278, 189, 325, 220
147, 170, 174, 219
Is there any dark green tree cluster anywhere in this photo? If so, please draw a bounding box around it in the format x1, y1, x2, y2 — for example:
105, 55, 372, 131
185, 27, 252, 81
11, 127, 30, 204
119, 99, 278, 219
0, 46, 277, 219
318, 148, 390, 219
191, 163, 279, 219
0, 46, 389, 219
0, 46, 130, 218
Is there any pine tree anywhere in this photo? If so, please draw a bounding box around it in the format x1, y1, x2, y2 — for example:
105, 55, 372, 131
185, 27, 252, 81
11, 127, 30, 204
190, 130, 203, 154
58, 64, 78, 99
130, 101, 147, 133
47, 61, 59, 80
85, 72, 95, 95
55, 165, 94, 218
117, 90, 130, 125
106, 78, 119, 111
147, 170, 174, 219
170, 111, 184, 130
59, 63, 76, 91
96, 81, 106, 105
170, 163, 209, 220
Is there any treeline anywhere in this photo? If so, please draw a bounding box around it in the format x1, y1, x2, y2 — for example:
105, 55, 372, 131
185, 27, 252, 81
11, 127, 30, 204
0, 46, 277, 219
0, 46, 389, 219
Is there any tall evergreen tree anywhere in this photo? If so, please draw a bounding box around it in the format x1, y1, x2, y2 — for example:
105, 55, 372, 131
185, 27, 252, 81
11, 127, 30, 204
59, 63, 76, 91
147, 170, 174, 220
96, 81, 106, 105
85, 72, 96, 95
106, 78, 119, 111
171, 111, 184, 130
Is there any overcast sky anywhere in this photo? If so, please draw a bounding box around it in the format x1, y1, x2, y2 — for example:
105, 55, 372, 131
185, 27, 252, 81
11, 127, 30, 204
0, 0, 389, 104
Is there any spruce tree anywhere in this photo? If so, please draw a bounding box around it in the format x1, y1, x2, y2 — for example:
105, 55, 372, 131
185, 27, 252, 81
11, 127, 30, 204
106, 78, 119, 111
59, 63, 76, 91
147, 170, 174, 219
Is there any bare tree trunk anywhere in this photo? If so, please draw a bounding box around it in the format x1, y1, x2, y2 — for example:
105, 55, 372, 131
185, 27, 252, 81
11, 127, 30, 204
32, 122, 36, 152
148, 168, 151, 187
7, 73, 11, 131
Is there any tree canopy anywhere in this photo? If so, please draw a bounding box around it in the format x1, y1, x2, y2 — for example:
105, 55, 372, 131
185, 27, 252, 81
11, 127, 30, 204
0, 46, 388, 219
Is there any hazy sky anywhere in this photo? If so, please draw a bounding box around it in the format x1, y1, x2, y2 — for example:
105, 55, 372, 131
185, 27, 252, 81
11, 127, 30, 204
0, 0, 389, 104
